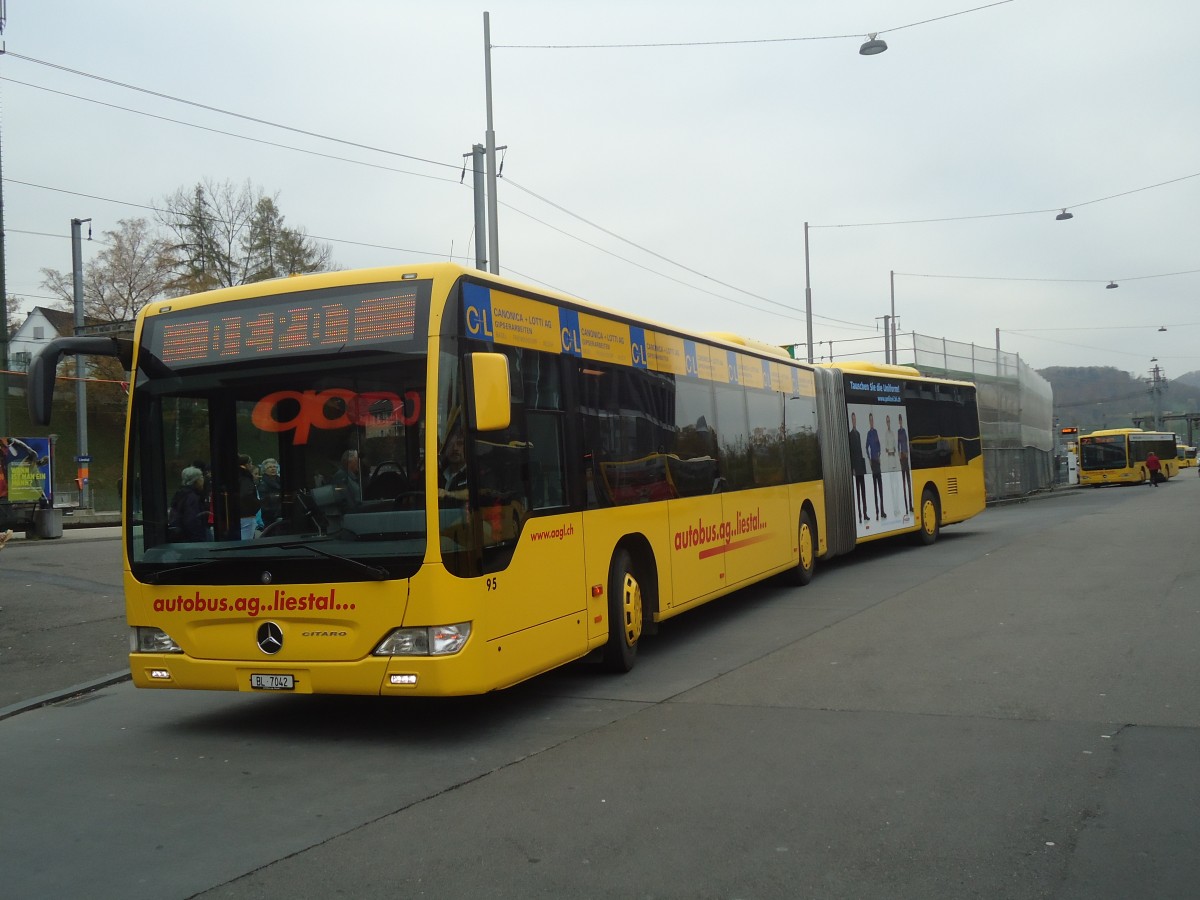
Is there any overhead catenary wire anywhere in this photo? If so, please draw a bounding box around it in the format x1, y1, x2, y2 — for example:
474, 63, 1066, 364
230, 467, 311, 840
3, 178, 475, 262
996, 329, 1190, 361
894, 268, 1200, 285
1, 64, 859, 329
813, 171, 1200, 229
504, 177, 867, 328
2, 52, 461, 174
5, 41, 1198, 350
6, 173, 873, 332
491, 0, 1016, 48
7, 51, 1197, 304
0, 75, 463, 186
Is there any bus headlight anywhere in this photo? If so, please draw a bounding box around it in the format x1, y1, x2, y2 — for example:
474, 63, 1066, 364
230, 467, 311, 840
373, 623, 471, 657
131, 627, 183, 653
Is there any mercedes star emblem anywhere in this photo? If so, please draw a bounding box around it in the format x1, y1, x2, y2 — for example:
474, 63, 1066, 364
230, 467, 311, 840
256, 622, 284, 655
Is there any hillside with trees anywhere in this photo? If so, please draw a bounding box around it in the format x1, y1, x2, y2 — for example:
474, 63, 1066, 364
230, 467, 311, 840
1040, 366, 1200, 435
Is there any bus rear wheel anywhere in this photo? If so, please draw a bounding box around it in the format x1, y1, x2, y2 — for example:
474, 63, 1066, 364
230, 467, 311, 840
917, 488, 940, 546
602, 548, 643, 672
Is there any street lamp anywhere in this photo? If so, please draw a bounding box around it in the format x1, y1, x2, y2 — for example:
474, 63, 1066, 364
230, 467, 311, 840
859, 33, 888, 55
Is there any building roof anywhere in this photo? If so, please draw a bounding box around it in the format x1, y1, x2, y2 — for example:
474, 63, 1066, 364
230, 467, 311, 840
33, 306, 107, 335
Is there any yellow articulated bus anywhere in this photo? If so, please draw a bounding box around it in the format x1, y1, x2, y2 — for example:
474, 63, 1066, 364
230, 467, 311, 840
28, 263, 985, 697
1078, 428, 1178, 486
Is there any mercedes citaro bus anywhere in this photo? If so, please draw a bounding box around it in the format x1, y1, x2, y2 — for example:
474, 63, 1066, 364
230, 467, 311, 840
28, 264, 984, 697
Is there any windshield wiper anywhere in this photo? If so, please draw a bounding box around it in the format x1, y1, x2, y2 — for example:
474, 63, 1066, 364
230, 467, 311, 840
280, 542, 389, 580
142, 559, 228, 585
209, 539, 389, 581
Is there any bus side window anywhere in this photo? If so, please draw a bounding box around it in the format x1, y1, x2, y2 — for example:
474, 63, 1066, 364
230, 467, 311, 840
526, 411, 566, 509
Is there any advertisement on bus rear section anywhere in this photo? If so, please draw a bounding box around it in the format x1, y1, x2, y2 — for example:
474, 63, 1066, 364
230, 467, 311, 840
844, 378, 913, 540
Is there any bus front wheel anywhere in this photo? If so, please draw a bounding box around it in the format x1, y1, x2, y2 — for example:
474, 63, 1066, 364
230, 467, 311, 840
602, 548, 643, 673
917, 488, 940, 546
784, 509, 816, 586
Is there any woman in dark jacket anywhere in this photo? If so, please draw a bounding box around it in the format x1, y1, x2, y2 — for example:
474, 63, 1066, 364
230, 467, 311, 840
170, 466, 209, 542
258, 458, 282, 526
236, 454, 261, 539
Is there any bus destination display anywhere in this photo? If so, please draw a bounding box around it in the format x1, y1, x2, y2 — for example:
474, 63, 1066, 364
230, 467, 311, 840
145, 283, 427, 368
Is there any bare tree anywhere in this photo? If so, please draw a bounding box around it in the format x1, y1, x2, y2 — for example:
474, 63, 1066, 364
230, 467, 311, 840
39, 217, 176, 323
159, 179, 334, 292
5, 294, 23, 336
245, 195, 333, 281
158, 178, 256, 293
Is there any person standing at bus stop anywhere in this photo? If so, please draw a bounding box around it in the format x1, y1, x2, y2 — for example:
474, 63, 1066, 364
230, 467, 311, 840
1146, 451, 1162, 487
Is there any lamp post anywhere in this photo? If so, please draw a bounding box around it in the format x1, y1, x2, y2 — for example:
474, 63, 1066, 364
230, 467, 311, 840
1148, 358, 1165, 431
803, 221, 813, 363
889, 270, 897, 364
483, 11, 500, 276
0, 13, 8, 437
72, 217, 92, 510
465, 144, 487, 271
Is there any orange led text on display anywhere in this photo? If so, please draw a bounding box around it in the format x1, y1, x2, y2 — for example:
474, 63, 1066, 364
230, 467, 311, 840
252, 389, 421, 445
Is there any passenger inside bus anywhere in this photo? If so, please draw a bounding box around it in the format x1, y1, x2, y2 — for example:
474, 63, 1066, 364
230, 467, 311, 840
439, 427, 468, 503
332, 449, 363, 505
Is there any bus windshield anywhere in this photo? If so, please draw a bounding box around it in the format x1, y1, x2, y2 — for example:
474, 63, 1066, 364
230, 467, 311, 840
126, 298, 432, 585
1079, 436, 1127, 470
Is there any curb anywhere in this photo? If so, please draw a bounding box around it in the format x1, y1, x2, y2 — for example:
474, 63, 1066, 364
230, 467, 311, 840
0, 671, 132, 722
986, 484, 1080, 507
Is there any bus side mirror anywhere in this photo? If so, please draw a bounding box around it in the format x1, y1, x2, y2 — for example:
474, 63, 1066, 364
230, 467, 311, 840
26, 336, 127, 426
465, 352, 511, 432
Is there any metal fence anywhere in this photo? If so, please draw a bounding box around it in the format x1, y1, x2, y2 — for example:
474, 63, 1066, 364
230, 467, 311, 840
900, 334, 1054, 500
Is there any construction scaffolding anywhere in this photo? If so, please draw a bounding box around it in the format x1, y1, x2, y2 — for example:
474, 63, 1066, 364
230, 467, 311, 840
901, 334, 1055, 501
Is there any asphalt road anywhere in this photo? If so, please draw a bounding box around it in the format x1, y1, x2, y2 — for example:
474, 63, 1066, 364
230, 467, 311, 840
0, 526, 127, 711
1, 477, 1198, 899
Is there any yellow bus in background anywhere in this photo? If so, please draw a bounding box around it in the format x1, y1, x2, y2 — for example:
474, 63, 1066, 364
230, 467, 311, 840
27, 263, 984, 697
1176, 445, 1197, 468
1078, 428, 1178, 485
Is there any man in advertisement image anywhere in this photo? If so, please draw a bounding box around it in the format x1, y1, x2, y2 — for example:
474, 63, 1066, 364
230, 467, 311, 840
897, 414, 913, 514
882, 415, 902, 520
846, 399, 913, 539
848, 413, 869, 524
866, 413, 885, 521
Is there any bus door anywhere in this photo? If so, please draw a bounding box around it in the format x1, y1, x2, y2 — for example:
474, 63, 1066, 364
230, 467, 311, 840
667, 486, 727, 608
666, 371, 726, 607
721, 384, 793, 587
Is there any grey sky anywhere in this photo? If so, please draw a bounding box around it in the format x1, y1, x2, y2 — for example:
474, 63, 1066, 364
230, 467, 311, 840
3, 1, 1197, 379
